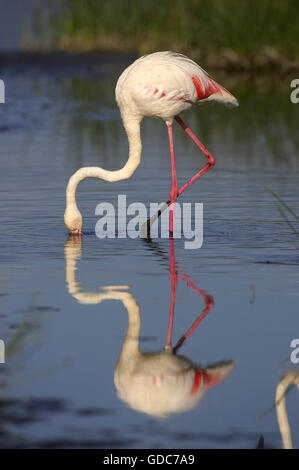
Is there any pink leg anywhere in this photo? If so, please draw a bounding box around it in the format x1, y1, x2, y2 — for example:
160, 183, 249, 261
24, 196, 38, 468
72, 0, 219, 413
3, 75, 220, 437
165, 237, 214, 352
165, 237, 177, 349
143, 117, 215, 237
168, 124, 178, 234
173, 289, 214, 354
174, 115, 215, 196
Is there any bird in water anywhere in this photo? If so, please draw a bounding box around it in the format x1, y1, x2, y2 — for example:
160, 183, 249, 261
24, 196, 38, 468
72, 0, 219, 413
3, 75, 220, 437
64, 51, 238, 235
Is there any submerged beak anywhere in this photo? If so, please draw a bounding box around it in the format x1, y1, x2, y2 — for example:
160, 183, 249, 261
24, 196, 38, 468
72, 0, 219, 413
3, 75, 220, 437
70, 228, 83, 236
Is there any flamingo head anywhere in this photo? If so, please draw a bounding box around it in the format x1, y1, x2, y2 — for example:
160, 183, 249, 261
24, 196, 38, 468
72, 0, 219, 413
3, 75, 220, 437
64, 205, 83, 236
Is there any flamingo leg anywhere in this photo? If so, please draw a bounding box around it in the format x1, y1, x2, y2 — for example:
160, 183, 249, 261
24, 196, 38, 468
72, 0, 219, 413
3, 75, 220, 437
167, 123, 178, 234
165, 237, 178, 349
173, 291, 214, 354
165, 237, 214, 352
140, 117, 215, 237
175, 115, 215, 196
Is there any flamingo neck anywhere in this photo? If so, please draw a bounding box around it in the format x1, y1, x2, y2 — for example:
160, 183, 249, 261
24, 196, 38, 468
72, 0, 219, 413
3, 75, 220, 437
66, 115, 142, 208
120, 295, 141, 357
276, 374, 295, 449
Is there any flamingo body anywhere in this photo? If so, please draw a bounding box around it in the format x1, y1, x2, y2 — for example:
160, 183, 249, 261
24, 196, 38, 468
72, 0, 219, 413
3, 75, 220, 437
115, 348, 234, 418
116, 51, 238, 123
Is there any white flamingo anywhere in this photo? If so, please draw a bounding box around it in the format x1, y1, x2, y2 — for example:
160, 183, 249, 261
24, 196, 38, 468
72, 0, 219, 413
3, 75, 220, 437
64, 51, 238, 235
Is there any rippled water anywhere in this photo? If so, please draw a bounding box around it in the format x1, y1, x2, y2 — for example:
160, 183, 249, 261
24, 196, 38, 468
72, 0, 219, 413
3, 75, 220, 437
0, 52, 298, 448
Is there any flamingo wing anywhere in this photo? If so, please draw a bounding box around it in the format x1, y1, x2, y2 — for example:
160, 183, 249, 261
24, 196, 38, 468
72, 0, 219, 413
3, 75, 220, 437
116, 51, 238, 121
136, 51, 238, 107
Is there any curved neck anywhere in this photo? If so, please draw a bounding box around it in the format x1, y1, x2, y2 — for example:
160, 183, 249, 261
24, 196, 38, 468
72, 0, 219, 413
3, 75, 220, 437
120, 295, 141, 357
64, 238, 141, 326
276, 373, 295, 449
66, 116, 142, 207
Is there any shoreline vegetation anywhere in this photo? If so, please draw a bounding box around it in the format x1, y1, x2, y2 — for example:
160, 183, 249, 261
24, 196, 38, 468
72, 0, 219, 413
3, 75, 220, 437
33, 0, 299, 73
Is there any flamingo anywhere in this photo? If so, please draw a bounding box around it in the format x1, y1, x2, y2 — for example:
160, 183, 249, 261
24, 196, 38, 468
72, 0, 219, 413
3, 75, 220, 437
64, 51, 238, 235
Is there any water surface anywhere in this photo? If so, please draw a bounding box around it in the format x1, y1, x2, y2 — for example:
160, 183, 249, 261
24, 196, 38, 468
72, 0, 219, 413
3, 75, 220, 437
0, 53, 298, 448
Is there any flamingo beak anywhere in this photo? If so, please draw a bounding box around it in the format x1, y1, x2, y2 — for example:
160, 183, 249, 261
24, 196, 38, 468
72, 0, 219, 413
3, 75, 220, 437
71, 228, 83, 236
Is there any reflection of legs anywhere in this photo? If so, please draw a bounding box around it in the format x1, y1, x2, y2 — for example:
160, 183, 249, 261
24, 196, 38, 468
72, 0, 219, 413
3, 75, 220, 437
173, 284, 214, 354
168, 123, 178, 234
165, 237, 214, 352
165, 237, 177, 349
175, 116, 215, 197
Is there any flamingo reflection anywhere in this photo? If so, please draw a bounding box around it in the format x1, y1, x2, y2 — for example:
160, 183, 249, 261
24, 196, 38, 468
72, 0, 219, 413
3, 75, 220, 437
64, 237, 234, 417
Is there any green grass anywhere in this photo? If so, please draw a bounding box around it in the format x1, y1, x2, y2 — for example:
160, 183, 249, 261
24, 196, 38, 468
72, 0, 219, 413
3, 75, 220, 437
39, 0, 299, 69
264, 186, 299, 250
264, 186, 299, 239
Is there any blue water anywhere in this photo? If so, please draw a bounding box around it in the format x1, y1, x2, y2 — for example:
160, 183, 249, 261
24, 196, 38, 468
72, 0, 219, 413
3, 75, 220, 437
0, 52, 298, 448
